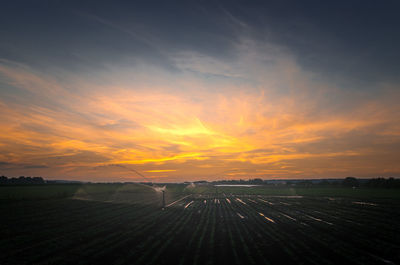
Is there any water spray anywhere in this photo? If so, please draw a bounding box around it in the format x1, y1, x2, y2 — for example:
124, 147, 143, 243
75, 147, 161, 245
95, 164, 166, 209
109, 164, 153, 183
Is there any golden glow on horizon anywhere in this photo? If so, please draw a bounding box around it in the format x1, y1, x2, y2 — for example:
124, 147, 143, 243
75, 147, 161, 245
0, 59, 399, 182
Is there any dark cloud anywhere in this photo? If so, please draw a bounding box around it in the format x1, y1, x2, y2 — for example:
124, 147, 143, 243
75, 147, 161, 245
161, 144, 182, 153
0, 161, 48, 170
223, 0, 400, 87
0, 1, 238, 73
18, 122, 57, 136
2, 0, 398, 87
43, 150, 111, 165
94, 119, 141, 131
0, 161, 11, 167
23, 165, 49, 169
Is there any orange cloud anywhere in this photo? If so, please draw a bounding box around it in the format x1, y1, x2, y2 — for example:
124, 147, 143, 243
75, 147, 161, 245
1, 55, 399, 181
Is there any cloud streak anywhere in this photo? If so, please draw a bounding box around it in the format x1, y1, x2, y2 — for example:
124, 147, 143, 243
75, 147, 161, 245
0, 37, 399, 181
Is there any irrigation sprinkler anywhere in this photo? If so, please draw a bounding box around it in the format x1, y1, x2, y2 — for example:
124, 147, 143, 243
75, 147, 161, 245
162, 190, 165, 209
96, 164, 166, 209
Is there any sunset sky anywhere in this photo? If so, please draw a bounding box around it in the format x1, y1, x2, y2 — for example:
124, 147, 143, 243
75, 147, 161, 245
1, 1, 400, 182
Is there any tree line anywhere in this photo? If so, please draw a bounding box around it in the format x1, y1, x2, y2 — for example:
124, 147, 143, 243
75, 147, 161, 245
1, 175, 399, 188
211, 177, 400, 188
0, 176, 45, 185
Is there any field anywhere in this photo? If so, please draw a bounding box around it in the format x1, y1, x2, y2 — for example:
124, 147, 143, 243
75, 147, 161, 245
1, 184, 399, 265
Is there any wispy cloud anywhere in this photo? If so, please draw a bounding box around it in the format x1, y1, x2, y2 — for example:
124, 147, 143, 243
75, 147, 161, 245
0, 32, 399, 181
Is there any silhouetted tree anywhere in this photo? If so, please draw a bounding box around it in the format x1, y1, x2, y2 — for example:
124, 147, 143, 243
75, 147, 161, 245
367, 177, 400, 188
342, 177, 359, 187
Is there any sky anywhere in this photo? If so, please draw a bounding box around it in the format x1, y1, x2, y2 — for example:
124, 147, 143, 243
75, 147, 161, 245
1, 0, 400, 182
